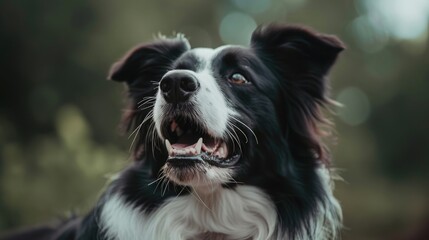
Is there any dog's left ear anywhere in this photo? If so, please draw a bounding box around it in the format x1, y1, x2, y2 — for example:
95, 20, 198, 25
251, 24, 345, 163
251, 24, 345, 78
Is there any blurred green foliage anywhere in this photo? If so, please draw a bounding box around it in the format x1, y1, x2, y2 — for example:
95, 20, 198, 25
1, 0, 428, 239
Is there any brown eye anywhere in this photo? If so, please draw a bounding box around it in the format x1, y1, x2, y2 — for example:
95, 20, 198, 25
228, 73, 249, 85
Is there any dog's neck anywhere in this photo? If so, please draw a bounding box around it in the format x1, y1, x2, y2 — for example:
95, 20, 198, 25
101, 185, 279, 240
190, 183, 222, 198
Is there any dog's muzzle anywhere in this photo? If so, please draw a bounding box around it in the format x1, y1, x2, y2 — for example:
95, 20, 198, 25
156, 70, 241, 170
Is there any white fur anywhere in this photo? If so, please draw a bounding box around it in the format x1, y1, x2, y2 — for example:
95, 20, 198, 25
100, 167, 342, 240
101, 185, 278, 240
313, 167, 343, 240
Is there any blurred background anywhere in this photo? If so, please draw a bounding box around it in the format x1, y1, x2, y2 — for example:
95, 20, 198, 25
1, 0, 429, 239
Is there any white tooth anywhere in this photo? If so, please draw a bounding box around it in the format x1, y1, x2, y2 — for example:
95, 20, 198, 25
165, 139, 173, 156
195, 138, 203, 154
219, 148, 224, 157
176, 127, 184, 136
221, 142, 227, 158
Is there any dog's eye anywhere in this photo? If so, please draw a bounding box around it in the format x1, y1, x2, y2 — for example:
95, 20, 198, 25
228, 73, 249, 85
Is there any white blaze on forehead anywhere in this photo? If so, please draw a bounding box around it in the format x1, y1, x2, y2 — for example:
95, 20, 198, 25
189, 48, 214, 71
190, 46, 233, 72
188, 47, 237, 138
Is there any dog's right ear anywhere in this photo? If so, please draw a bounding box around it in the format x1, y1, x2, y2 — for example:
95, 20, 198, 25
108, 36, 190, 83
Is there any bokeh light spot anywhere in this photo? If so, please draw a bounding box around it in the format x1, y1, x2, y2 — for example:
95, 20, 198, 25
356, 0, 429, 41
337, 87, 371, 126
219, 12, 257, 45
55, 105, 91, 150
349, 15, 389, 53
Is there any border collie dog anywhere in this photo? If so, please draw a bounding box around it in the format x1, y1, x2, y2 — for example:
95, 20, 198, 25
7, 24, 345, 240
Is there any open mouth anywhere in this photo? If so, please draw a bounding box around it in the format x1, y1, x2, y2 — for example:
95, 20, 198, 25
162, 116, 240, 167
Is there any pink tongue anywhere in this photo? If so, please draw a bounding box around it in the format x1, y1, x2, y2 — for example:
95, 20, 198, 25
172, 143, 195, 149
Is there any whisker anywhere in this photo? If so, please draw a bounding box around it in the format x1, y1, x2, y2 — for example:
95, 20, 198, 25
129, 123, 143, 152
162, 177, 170, 196
137, 96, 156, 105
225, 170, 242, 185
151, 123, 160, 158
226, 126, 242, 153
139, 104, 155, 111
138, 98, 155, 106
224, 130, 236, 153
191, 189, 212, 212
229, 122, 248, 143
128, 120, 144, 139
148, 174, 165, 186
137, 101, 155, 109
174, 186, 187, 199
230, 116, 259, 144
157, 169, 169, 195
154, 175, 166, 194
128, 110, 154, 152
228, 124, 243, 147
151, 114, 164, 151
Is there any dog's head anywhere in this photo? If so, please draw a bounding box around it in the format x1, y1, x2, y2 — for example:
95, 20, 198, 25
109, 24, 344, 188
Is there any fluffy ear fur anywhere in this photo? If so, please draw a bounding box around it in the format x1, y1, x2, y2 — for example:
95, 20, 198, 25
108, 36, 190, 160
251, 24, 345, 163
108, 36, 190, 83
251, 24, 344, 77
251, 24, 344, 100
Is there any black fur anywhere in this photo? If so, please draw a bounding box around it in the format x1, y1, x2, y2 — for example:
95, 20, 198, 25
2, 24, 344, 240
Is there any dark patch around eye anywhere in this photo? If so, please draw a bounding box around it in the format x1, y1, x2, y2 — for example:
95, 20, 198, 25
212, 48, 257, 76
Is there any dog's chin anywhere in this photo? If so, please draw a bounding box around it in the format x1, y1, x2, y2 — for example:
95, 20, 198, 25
162, 156, 239, 187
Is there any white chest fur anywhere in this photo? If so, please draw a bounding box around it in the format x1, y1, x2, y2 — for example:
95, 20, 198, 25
100, 186, 278, 240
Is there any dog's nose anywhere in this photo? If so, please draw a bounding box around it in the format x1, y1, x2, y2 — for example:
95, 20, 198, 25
159, 71, 199, 103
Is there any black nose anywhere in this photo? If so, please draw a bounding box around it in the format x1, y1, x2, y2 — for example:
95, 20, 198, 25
159, 71, 200, 103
